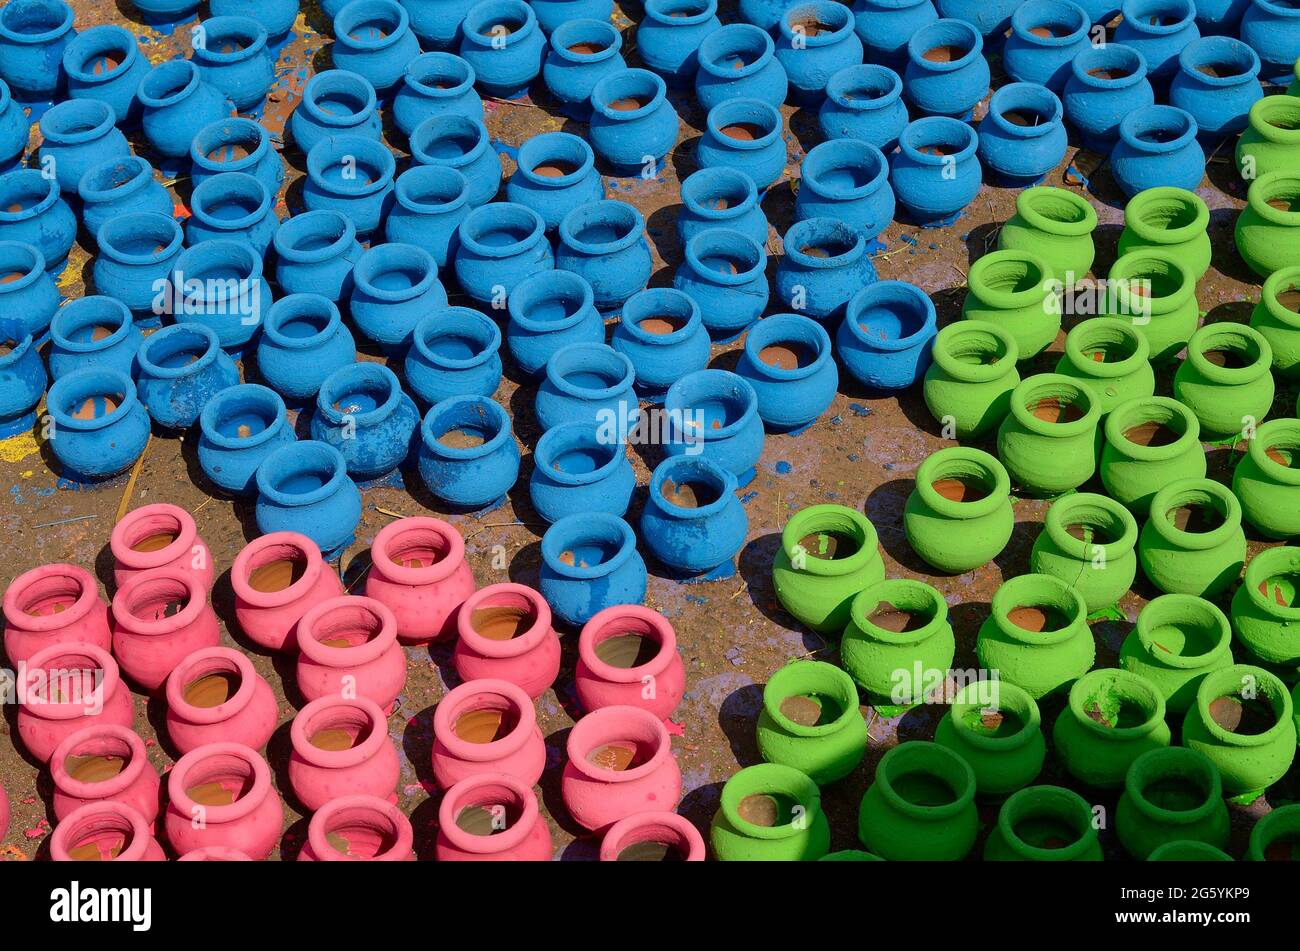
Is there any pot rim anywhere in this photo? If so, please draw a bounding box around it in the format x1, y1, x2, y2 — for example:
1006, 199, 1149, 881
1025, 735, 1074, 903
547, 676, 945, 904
843, 279, 937, 352
1009, 0, 1089, 46
369, 515, 467, 587
298, 68, 378, 129
1063, 317, 1150, 380
913, 445, 1011, 519
532, 420, 626, 488
1177, 35, 1260, 87
619, 287, 703, 346
825, 63, 903, 111
462, 0, 539, 49
315, 361, 403, 427
190, 170, 273, 232
718, 762, 822, 840
190, 15, 269, 64
1103, 395, 1200, 462
1066, 666, 1167, 740
263, 293, 344, 350
1146, 477, 1242, 551
760, 659, 862, 738
137, 59, 202, 109
420, 395, 514, 460
432, 677, 536, 761
0, 0, 74, 44
455, 582, 554, 659
457, 202, 545, 258
683, 226, 766, 286
559, 199, 646, 256
1245, 417, 1300, 487
930, 319, 1020, 382
63, 24, 140, 85
515, 131, 595, 189
1069, 43, 1149, 89
254, 440, 351, 508
1135, 593, 1232, 671
540, 511, 639, 580
39, 98, 116, 145
873, 741, 976, 820
778, 503, 879, 578
777, 0, 856, 48
402, 50, 477, 97
849, 578, 949, 647
564, 703, 673, 783
946, 679, 1042, 752
46, 366, 141, 432
164, 646, 261, 726
1007, 373, 1100, 438
1015, 185, 1098, 238
548, 18, 622, 65
648, 455, 738, 520
111, 567, 208, 636
1184, 322, 1272, 385
741, 312, 833, 383
663, 368, 758, 441
49, 800, 154, 862
995, 785, 1097, 860
577, 604, 677, 684
645, 0, 717, 27
1240, 544, 1300, 620
905, 17, 983, 73
272, 209, 356, 264
109, 502, 200, 572
990, 572, 1086, 646
698, 22, 774, 81
296, 594, 398, 668
135, 323, 220, 381
1118, 104, 1199, 155
50, 297, 135, 354
290, 694, 390, 769
50, 722, 151, 802
590, 68, 668, 122
2, 563, 98, 632
353, 241, 437, 301
199, 383, 288, 451
167, 741, 273, 825
1192, 663, 1293, 748
307, 794, 413, 860
230, 531, 328, 609
436, 772, 540, 854
333, 0, 410, 54
412, 305, 501, 370
1043, 491, 1139, 562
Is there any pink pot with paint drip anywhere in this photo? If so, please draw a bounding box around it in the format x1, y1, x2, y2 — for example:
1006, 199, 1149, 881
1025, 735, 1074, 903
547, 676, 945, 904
165, 646, 279, 755
295, 596, 407, 714
599, 811, 706, 861
435, 773, 554, 861
364, 516, 476, 644
50, 801, 166, 861
50, 724, 161, 825
288, 695, 400, 812
165, 743, 284, 860
562, 704, 682, 831
2, 563, 110, 666
16, 643, 135, 763
575, 605, 686, 720
110, 569, 221, 693
110, 503, 215, 592
231, 532, 345, 653
297, 795, 415, 861
431, 678, 546, 789
453, 583, 561, 699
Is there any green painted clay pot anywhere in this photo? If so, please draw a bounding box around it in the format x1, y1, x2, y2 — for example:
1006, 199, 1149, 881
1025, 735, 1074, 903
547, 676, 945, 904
903, 446, 1013, 574
1099, 395, 1206, 514
710, 763, 831, 861
1116, 747, 1229, 860
1181, 664, 1297, 798
1235, 171, 1300, 278
1232, 418, 1300, 539
1053, 317, 1154, 416
1173, 323, 1275, 440
975, 573, 1094, 699
1246, 803, 1300, 860
755, 660, 868, 784
961, 249, 1061, 359
982, 785, 1103, 861
1230, 546, 1300, 667
819, 849, 884, 861
933, 680, 1045, 796
1029, 492, 1138, 612
1138, 478, 1246, 598
1103, 248, 1199, 362
1249, 265, 1300, 379
1148, 840, 1234, 860
1120, 594, 1234, 713
1116, 187, 1212, 280
922, 320, 1020, 439
1235, 95, 1300, 182
997, 186, 1097, 280
856, 741, 978, 862
840, 579, 955, 704
996, 373, 1101, 496
771, 504, 885, 635
1052, 668, 1172, 789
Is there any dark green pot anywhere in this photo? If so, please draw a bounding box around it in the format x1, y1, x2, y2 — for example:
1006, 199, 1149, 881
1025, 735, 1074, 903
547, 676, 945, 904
975, 573, 1094, 699
983, 785, 1103, 861
1138, 477, 1247, 598
772, 504, 886, 635
996, 373, 1101, 496
1052, 668, 1172, 789
840, 578, 954, 704
819, 849, 885, 861
755, 660, 868, 785
1148, 840, 1234, 860
933, 680, 1045, 796
922, 320, 1020, 439
1099, 395, 1206, 514
1053, 317, 1154, 417
1173, 322, 1275, 440
1246, 803, 1300, 860
903, 446, 1014, 574
1116, 747, 1230, 859
710, 763, 831, 861
1120, 594, 1234, 713
1232, 418, 1300, 539
857, 742, 978, 861
1029, 492, 1138, 612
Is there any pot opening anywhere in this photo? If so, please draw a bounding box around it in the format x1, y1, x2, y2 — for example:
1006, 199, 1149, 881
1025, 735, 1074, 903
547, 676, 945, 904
1146, 612, 1221, 658
1026, 390, 1088, 425
347, 16, 392, 44
83, 160, 143, 194
959, 704, 1025, 738
638, 311, 690, 334
797, 233, 856, 260
519, 283, 585, 322
736, 791, 802, 827
981, 257, 1045, 294
322, 808, 399, 857
1207, 692, 1276, 735
1087, 65, 1132, 80
308, 706, 375, 751
1079, 679, 1157, 729
857, 294, 927, 342
27, 651, 101, 705
478, 16, 524, 37
75, 44, 126, 78
1000, 106, 1051, 128
572, 212, 636, 247
0, 174, 46, 212
922, 41, 971, 63
196, 185, 263, 223
556, 527, 624, 570
610, 93, 652, 111
268, 455, 336, 496
62, 812, 136, 861
205, 139, 254, 164
661, 476, 721, 509
245, 544, 308, 593
758, 339, 817, 370
1164, 500, 1225, 534
147, 328, 210, 370
1139, 772, 1210, 813
431, 399, 502, 450
3, 2, 66, 34
930, 458, 993, 502
1012, 811, 1083, 851
319, 154, 382, 189
309, 602, 384, 650
615, 835, 688, 861
699, 246, 757, 277
1196, 60, 1247, 79
867, 596, 934, 634
454, 795, 524, 836
60, 380, 124, 421
568, 39, 608, 54
63, 732, 132, 784
892, 769, 958, 807
1121, 411, 1186, 448
215, 394, 276, 441
123, 513, 181, 555
592, 628, 662, 670
1007, 603, 1072, 633
124, 575, 191, 624
331, 376, 392, 416
1081, 336, 1138, 365
549, 440, 617, 476
386, 527, 450, 570
182, 658, 242, 708
16, 572, 84, 618
685, 172, 749, 212
796, 527, 861, 561
948, 332, 1007, 366
1261, 833, 1300, 861
452, 697, 520, 744
275, 306, 332, 339
184, 753, 256, 806
469, 594, 538, 642
468, 218, 534, 248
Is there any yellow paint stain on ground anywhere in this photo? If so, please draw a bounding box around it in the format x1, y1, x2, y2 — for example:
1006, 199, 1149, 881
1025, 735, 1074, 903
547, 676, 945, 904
0, 432, 40, 463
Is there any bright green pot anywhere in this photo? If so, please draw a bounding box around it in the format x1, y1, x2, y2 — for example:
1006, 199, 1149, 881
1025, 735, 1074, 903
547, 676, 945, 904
1235, 171, 1300, 278
755, 660, 868, 784
982, 785, 1103, 861
961, 249, 1061, 359
1029, 492, 1138, 612
1052, 668, 1172, 789
1103, 248, 1199, 362
1099, 395, 1206, 514
922, 320, 1020, 439
997, 186, 1098, 280
1138, 477, 1247, 598
1120, 594, 1234, 713
710, 763, 831, 861
933, 680, 1045, 796
1249, 265, 1300, 379
1116, 747, 1230, 860
771, 504, 885, 635
1232, 418, 1300, 539
1230, 546, 1300, 667
975, 573, 1094, 700
996, 373, 1101, 496
819, 849, 884, 861
857, 742, 978, 861
1053, 317, 1154, 416
1173, 323, 1275, 440
903, 446, 1014, 574
1148, 840, 1234, 860
1181, 664, 1298, 798
1116, 187, 1212, 279
1246, 804, 1300, 860
1235, 95, 1300, 182
840, 579, 954, 704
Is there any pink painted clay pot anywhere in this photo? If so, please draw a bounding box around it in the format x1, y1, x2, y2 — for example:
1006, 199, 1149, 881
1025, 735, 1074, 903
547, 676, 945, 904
231, 531, 345, 652
431, 678, 546, 789
17, 643, 134, 763
297, 795, 414, 861
50, 724, 160, 825
50, 801, 166, 861
434, 773, 554, 861
2, 563, 110, 666
599, 810, 707, 861
561, 704, 682, 831
288, 695, 400, 811
178, 846, 253, 860
365, 516, 476, 644
576, 605, 686, 720
453, 583, 561, 699
295, 596, 407, 713
111, 569, 221, 692
165, 742, 284, 860
110, 503, 215, 592
164, 646, 279, 754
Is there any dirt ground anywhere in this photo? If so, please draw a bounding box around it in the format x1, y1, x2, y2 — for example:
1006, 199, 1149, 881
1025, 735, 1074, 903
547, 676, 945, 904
1, 1, 1296, 860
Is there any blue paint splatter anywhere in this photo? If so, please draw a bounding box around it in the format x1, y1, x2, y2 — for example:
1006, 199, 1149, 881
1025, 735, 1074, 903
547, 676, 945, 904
774, 460, 792, 474
739, 490, 758, 504
849, 403, 871, 416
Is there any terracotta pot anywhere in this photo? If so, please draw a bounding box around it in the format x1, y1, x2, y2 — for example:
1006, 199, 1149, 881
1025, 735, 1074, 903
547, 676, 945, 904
434, 773, 554, 861
164, 647, 278, 754
288, 695, 400, 811
164, 743, 284, 860
50, 724, 160, 825
50, 802, 165, 861
453, 583, 561, 700
110, 503, 214, 592
231, 531, 345, 653
364, 516, 476, 644
2, 563, 110, 666
575, 605, 686, 720
561, 704, 682, 831
298, 795, 414, 861
599, 811, 706, 861
110, 569, 221, 693
295, 596, 407, 714
431, 678, 546, 789
17, 643, 135, 763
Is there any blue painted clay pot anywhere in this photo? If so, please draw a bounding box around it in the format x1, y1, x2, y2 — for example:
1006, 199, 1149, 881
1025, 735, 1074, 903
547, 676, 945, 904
454, 201, 553, 306
529, 421, 635, 522
350, 242, 449, 351
0, 78, 30, 166
539, 513, 646, 627
890, 116, 981, 224
0, 241, 58, 342
92, 211, 184, 323
678, 168, 769, 249
191, 16, 275, 112
542, 19, 626, 115
190, 118, 285, 196
0, 0, 76, 100
774, 1, 863, 106
738, 0, 800, 30
409, 114, 501, 207
1195, 0, 1251, 32
818, 64, 908, 152
536, 342, 639, 434
1002, 0, 1090, 92
555, 200, 652, 314
417, 395, 521, 508
45, 367, 151, 479
1111, 105, 1206, 198
38, 99, 129, 194
589, 69, 679, 173
332, 0, 420, 94
405, 305, 503, 404
837, 280, 937, 390
774, 217, 876, 322
1114, 0, 1200, 82
736, 313, 838, 431
186, 171, 279, 255
529, 0, 613, 33
171, 239, 271, 358
211, 0, 300, 40
393, 53, 484, 136
1169, 37, 1262, 143
934, 0, 1020, 37
289, 70, 382, 155
1241, 0, 1300, 83
78, 157, 172, 242
903, 18, 989, 118
642, 456, 748, 576
696, 98, 787, 190
673, 227, 769, 340
663, 369, 764, 478
255, 440, 363, 559
134, 323, 240, 429
613, 288, 711, 396
48, 296, 142, 381
385, 165, 471, 268
311, 362, 420, 480
505, 269, 602, 379
696, 23, 787, 111
457, 0, 545, 99
304, 134, 396, 239
1062, 44, 1155, 152
273, 210, 363, 302
198, 384, 296, 495
794, 138, 894, 240
132, 0, 203, 24
638, 0, 721, 86
256, 293, 357, 403
850, 0, 937, 71
0, 170, 75, 272
397, 0, 476, 48
977, 82, 1068, 186
62, 25, 148, 123
506, 132, 603, 232
0, 326, 46, 438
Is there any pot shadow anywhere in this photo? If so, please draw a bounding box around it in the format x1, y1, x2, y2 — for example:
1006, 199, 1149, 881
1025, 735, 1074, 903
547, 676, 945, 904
645, 203, 684, 268
143, 693, 183, 762
1090, 222, 1124, 277
400, 702, 440, 796
665, 132, 703, 184
991, 516, 1045, 580
409, 795, 441, 860
1206, 157, 1248, 204
964, 221, 1001, 268
264, 717, 303, 811
864, 478, 933, 575
677, 780, 723, 834
736, 533, 818, 642
1090, 612, 1134, 668
717, 681, 764, 766
1208, 208, 1259, 285
559, 833, 602, 861
1203, 299, 1254, 327
760, 179, 797, 240
538, 725, 589, 837
947, 599, 991, 671
505, 538, 544, 591
279, 815, 310, 861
